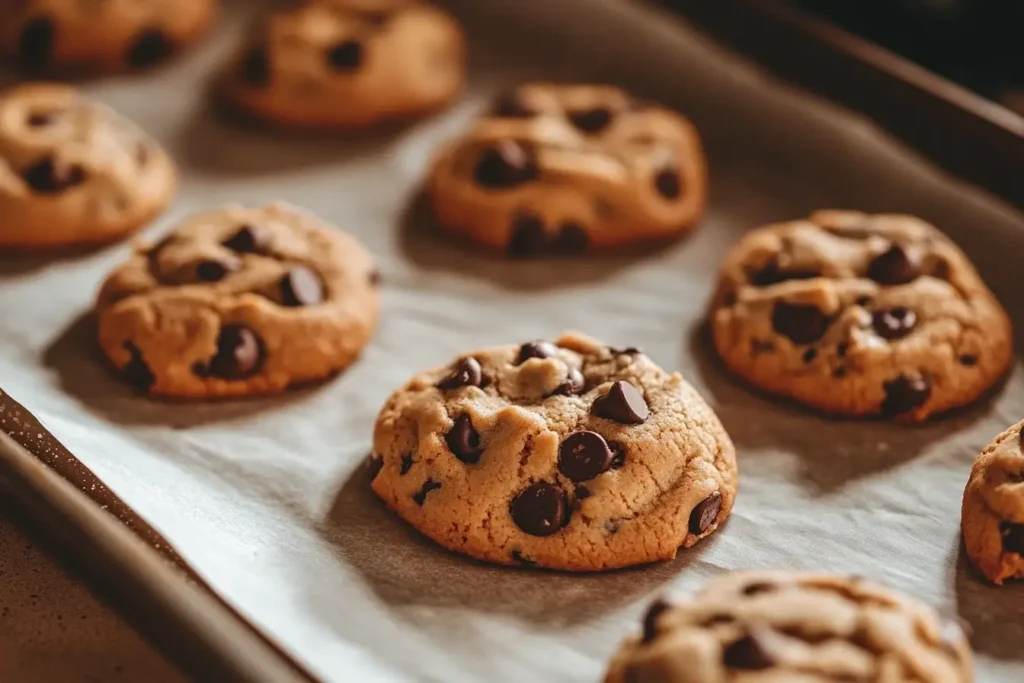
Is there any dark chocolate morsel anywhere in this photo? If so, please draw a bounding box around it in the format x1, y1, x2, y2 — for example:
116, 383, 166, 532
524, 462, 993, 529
1000, 521, 1024, 555
723, 628, 777, 670
516, 340, 557, 365
280, 266, 325, 307
568, 107, 612, 134
121, 342, 155, 392
474, 140, 538, 189
881, 374, 931, 416
413, 479, 442, 505
437, 357, 483, 390
751, 257, 820, 286
23, 156, 86, 194
867, 244, 919, 285
510, 482, 567, 537
196, 259, 236, 282
592, 381, 649, 424
552, 367, 585, 396
205, 324, 265, 380
400, 453, 414, 475
872, 307, 917, 340
223, 224, 272, 253
771, 302, 832, 345
555, 222, 590, 254
654, 166, 682, 199
445, 414, 483, 464
17, 17, 55, 71
642, 599, 671, 644
127, 29, 175, 68
240, 47, 271, 86
507, 213, 546, 257
558, 431, 614, 482
688, 491, 722, 534
326, 39, 364, 70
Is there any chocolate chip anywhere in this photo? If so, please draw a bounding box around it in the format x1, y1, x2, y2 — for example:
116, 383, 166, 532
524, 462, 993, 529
723, 628, 777, 670
437, 357, 483, 390
491, 92, 535, 118
558, 431, 614, 482
326, 39, 363, 70
510, 550, 535, 566
855, 295, 872, 307
555, 222, 589, 254
609, 442, 626, 469
474, 140, 538, 189
367, 454, 383, 481
568, 107, 612, 134
121, 342, 154, 392
280, 266, 324, 307
609, 346, 642, 356
742, 582, 776, 596
802, 348, 817, 363
507, 213, 546, 257
205, 324, 264, 380
552, 367, 585, 396
688, 491, 722, 535
642, 599, 670, 644
872, 307, 917, 340
593, 381, 649, 424
400, 453, 413, 475
23, 157, 85, 194
196, 259, 235, 282
240, 47, 270, 87
510, 482, 567, 536
445, 414, 483, 464
867, 244, 919, 285
837, 341, 849, 357
413, 479, 441, 505
771, 302, 832, 345
17, 17, 54, 71
223, 224, 271, 254
574, 485, 591, 500
127, 29, 175, 68
1000, 522, 1024, 555
516, 340, 557, 365
27, 111, 57, 127
751, 258, 820, 286
959, 355, 978, 367
654, 166, 681, 200
881, 374, 931, 417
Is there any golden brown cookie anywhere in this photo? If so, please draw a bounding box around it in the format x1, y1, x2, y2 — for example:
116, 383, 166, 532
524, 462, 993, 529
427, 83, 707, 256
0, 83, 176, 249
370, 332, 736, 571
2, 0, 218, 72
96, 203, 379, 400
222, 0, 466, 129
708, 211, 1013, 422
606, 571, 973, 683
962, 421, 1024, 585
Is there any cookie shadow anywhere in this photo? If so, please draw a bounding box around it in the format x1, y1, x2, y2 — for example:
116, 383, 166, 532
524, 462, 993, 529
397, 189, 682, 292
313, 460, 709, 627
953, 544, 1024, 661
42, 311, 325, 427
685, 324, 998, 494
0, 243, 113, 277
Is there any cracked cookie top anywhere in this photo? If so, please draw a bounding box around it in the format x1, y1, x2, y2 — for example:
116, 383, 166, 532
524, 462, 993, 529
370, 331, 736, 571
427, 83, 707, 256
0, 83, 176, 248
709, 211, 1013, 422
605, 571, 972, 683
96, 202, 379, 399
962, 421, 1024, 585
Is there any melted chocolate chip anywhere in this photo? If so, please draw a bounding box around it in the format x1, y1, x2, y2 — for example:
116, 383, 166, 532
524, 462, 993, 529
445, 414, 483, 464
654, 166, 682, 199
1000, 522, 1024, 555
867, 244, 919, 285
127, 29, 175, 68
223, 224, 271, 254
491, 92, 535, 118
723, 629, 777, 670
510, 482, 567, 537
568, 107, 612, 134
592, 381, 649, 424
881, 374, 931, 417
17, 17, 54, 71
872, 307, 917, 340
642, 599, 670, 644
400, 453, 414, 475
507, 213, 546, 257
280, 266, 324, 307
516, 340, 557, 365
771, 302, 832, 345
555, 222, 589, 254
751, 258, 820, 286
204, 324, 264, 380
121, 342, 154, 392
959, 355, 978, 367
413, 479, 441, 505
688, 491, 722, 535
474, 140, 538, 189
558, 431, 614, 482
437, 357, 483, 390
23, 157, 86, 194
240, 47, 270, 87
196, 259, 235, 282
326, 39, 363, 70
802, 348, 818, 364
574, 485, 591, 500
367, 454, 383, 481
27, 110, 57, 127
552, 367, 585, 396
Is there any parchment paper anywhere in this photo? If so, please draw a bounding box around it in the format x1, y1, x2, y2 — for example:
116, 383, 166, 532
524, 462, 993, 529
1, 0, 1023, 681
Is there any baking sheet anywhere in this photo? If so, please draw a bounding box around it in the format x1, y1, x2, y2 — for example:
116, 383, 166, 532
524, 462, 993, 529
2, 0, 1024, 681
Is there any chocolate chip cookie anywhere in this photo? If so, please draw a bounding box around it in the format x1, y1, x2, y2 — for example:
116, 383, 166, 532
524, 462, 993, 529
2, 0, 218, 72
962, 421, 1024, 585
605, 571, 972, 683
0, 83, 176, 249
709, 211, 1012, 422
370, 332, 736, 571
222, 0, 466, 129
96, 203, 379, 399
427, 83, 707, 256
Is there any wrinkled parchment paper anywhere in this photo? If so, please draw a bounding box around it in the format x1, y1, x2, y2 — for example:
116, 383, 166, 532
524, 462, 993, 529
2, 0, 1023, 680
